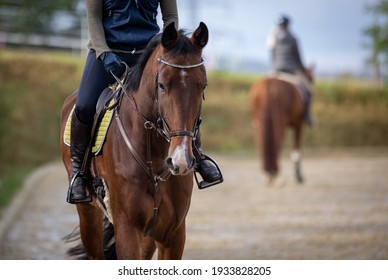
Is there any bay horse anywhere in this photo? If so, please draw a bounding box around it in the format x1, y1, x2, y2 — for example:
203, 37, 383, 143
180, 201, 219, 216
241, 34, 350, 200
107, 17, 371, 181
60, 22, 209, 259
249, 69, 313, 186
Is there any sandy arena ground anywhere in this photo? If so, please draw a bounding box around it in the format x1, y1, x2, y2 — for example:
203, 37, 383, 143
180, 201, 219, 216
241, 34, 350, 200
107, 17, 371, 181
0, 148, 387, 259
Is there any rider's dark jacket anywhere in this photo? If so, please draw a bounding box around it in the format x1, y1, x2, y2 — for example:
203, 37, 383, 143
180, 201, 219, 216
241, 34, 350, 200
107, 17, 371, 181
86, 0, 178, 57
270, 28, 304, 74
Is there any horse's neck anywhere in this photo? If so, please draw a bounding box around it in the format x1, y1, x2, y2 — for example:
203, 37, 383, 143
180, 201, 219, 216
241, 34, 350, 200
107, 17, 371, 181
120, 71, 169, 154
123, 49, 169, 154
120, 90, 155, 130
135, 59, 159, 117
117, 97, 168, 173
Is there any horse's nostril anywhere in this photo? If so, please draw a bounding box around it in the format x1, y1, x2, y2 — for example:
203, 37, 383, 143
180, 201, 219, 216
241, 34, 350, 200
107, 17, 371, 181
166, 157, 173, 168
166, 158, 178, 173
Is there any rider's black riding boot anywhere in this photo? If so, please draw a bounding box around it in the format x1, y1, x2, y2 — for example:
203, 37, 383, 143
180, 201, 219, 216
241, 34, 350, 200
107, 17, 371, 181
304, 109, 315, 127
303, 93, 316, 127
298, 83, 315, 127
66, 110, 93, 204
193, 130, 223, 189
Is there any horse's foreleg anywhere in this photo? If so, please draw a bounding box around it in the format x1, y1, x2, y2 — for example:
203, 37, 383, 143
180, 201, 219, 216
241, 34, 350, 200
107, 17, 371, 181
76, 204, 105, 259
114, 219, 143, 259
291, 125, 304, 184
141, 237, 157, 259
157, 223, 186, 260
291, 150, 303, 183
114, 221, 157, 259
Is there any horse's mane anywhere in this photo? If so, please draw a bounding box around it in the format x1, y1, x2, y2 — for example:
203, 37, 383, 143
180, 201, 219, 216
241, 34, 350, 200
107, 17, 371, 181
126, 29, 198, 92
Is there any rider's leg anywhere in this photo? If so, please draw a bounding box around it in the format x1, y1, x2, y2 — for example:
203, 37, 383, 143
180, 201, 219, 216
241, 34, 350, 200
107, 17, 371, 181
67, 50, 114, 204
303, 89, 315, 127
66, 50, 140, 204
298, 72, 315, 127
67, 109, 93, 203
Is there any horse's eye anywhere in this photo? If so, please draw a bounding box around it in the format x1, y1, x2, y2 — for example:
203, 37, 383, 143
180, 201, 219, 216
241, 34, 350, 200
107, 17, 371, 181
158, 83, 166, 93
202, 83, 208, 100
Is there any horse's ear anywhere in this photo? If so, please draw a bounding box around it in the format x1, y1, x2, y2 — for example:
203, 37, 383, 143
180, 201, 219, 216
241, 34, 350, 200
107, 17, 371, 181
161, 22, 179, 50
191, 22, 208, 49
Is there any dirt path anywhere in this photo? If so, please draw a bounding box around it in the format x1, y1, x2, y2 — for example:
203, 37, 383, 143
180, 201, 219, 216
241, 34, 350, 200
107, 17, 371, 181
1, 148, 387, 259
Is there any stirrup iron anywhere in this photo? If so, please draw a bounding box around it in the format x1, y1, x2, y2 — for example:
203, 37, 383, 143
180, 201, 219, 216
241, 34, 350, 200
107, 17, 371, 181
66, 171, 93, 204
194, 155, 224, 189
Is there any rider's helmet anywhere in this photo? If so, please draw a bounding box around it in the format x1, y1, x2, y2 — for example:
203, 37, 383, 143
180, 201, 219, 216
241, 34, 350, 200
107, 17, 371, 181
276, 14, 290, 26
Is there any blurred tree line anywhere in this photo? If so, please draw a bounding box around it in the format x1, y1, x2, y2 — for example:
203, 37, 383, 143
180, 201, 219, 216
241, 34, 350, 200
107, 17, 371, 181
1, 0, 388, 84
0, 0, 77, 33
364, 0, 388, 86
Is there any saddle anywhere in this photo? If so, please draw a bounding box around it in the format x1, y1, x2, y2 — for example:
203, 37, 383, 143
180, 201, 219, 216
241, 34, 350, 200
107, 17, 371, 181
270, 71, 312, 105
64, 85, 121, 155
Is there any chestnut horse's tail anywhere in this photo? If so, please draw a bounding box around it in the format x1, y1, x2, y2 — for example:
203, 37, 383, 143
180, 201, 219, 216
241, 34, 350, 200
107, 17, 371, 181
64, 218, 116, 259
251, 78, 286, 176
262, 79, 280, 175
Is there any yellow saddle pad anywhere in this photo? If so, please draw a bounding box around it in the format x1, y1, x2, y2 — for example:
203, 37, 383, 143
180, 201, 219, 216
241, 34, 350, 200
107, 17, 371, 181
64, 102, 115, 155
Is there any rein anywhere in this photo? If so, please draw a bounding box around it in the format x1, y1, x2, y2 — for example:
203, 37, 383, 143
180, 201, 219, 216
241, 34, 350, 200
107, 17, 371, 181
111, 70, 170, 188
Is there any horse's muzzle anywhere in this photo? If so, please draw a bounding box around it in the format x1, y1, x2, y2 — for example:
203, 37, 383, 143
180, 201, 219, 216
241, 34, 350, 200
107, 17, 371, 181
166, 144, 195, 176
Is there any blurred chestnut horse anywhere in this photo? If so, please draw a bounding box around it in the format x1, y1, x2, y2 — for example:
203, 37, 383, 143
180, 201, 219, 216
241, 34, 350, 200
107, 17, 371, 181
249, 69, 313, 185
60, 22, 209, 259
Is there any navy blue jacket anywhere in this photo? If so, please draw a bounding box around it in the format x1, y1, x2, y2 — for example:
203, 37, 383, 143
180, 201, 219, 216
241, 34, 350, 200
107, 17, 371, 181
103, 0, 160, 52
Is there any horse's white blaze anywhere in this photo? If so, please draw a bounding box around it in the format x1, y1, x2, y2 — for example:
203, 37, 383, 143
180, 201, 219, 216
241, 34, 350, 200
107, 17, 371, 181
170, 136, 190, 175
180, 70, 188, 87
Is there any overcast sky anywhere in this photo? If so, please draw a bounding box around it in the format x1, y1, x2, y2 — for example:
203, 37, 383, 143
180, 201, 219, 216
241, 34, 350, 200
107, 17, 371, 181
174, 0, 379, 75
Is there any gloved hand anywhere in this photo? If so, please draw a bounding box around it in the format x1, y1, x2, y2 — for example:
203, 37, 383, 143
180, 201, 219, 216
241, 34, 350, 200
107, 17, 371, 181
99, 51, 126, 78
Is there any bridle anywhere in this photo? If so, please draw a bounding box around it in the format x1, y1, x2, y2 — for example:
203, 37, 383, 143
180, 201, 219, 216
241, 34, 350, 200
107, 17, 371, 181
111, 55, 205, 183
154, 56, 205, 143
157, 56, 205, 69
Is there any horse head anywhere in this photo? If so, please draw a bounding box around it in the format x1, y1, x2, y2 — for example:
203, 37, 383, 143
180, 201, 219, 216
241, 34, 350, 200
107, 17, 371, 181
156, 22, 209, 176
304, 63, 315, 83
